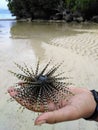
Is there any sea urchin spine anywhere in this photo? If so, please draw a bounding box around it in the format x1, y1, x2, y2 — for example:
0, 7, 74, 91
9, 60, 73, 112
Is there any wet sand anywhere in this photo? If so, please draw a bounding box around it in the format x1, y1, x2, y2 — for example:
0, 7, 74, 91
0, 21, 98, 130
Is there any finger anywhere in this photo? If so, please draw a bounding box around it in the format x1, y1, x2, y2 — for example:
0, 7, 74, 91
7, 87, 57, 112
35, 105, 79, 125
8, 87, 18, 97
8, 87, 35, 110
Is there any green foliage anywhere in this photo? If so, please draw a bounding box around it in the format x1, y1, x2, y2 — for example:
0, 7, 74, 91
7, 0, 65, 19
6, 0, 98, 20
7, 0, 32, 18
65, 0, 96, 11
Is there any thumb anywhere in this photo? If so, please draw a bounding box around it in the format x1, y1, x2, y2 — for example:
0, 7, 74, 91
34, 106, 77, 125
34, 111, 56, 125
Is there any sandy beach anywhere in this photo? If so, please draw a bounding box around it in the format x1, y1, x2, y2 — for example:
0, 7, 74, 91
0, 21, 98, 130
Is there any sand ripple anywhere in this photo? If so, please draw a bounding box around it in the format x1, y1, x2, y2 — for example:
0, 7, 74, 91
50, 32, 98, 60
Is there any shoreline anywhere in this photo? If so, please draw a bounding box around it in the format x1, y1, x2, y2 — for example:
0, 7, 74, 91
0, 19, 16, 21
0, 18, 98, 24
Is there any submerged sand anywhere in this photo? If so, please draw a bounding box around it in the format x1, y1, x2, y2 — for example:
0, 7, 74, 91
0, 21, 98, 130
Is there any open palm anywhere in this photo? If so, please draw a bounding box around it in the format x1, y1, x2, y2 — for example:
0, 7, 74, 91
8, 86, 96, 125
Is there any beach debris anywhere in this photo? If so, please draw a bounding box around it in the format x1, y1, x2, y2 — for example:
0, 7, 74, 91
8, 60, 73, 112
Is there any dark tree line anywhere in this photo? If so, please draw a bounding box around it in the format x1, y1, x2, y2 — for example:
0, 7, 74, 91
7, 0, 98, 21
7, 0, 65, 19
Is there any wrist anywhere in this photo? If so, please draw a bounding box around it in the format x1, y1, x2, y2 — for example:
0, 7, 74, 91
84, 90, 98, 120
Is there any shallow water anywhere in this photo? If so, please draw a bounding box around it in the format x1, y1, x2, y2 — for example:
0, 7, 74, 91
0, 20, 98, 130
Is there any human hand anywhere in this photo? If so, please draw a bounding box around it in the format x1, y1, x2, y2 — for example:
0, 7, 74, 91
8, 85, 96, 125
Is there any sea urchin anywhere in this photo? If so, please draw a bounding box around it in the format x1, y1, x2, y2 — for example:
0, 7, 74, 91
8, 60, 73, 112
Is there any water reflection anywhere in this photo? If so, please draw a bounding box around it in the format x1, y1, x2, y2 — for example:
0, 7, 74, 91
10, 21, 98, 39
10, 21, 81, 39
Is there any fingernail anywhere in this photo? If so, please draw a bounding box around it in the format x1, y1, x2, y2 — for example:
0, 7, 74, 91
35, 120, 46, 125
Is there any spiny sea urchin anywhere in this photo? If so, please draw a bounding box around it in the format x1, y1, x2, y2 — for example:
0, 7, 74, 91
9, 60, 73, 112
